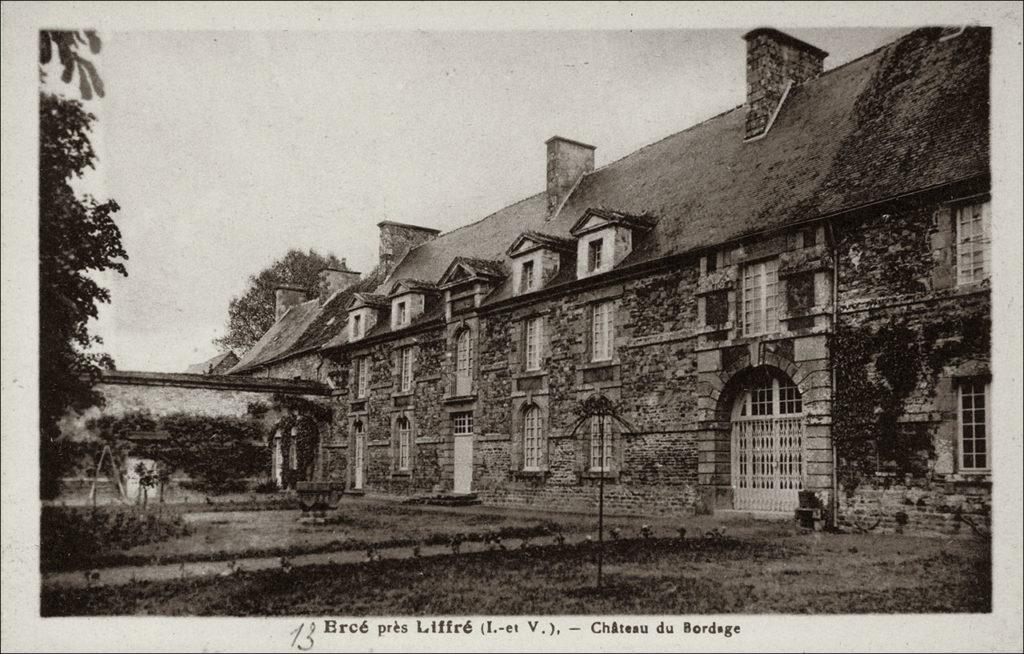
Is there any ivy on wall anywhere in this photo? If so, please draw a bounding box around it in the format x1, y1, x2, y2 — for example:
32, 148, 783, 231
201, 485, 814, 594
86, 412, 269, 492
831, 306, 990, 494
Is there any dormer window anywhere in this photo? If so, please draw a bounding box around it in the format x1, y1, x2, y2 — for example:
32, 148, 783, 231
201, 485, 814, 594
506, 232, 572, 297
388, 280, 439, 329
348, 293, 386, 342
570, 208, 655, 280
588, 239, 604, 273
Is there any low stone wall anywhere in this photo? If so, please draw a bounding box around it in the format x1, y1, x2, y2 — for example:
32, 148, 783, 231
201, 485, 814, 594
837, 478, 991, 535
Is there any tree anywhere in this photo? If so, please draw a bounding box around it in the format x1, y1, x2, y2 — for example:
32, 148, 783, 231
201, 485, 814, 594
39, 31, 127, 498
214, 249, 343, 353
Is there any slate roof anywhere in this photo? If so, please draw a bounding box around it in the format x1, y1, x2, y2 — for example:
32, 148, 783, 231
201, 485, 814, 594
389, 278, 442, 295
229, 270, 384, 374
185, 351, 238, 375
508, 231, 576, 255
384, 27, 988, 286
238, 27, 988, 365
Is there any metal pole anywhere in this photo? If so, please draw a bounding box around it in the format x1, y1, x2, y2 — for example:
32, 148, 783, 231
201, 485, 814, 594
597, 414, 605, 589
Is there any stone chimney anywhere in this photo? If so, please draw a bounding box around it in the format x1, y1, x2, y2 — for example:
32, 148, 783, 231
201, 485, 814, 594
377, 221, 441, 275
317, 259, 362, 304
274, 284, 307, 321
743, 28, 828, 140
546, 136, 595, 217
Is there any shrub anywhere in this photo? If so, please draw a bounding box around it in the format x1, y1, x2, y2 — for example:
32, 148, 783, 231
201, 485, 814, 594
41, 506, 190, 570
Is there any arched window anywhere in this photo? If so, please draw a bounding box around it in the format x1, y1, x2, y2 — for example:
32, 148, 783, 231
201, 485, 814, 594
731, 368, 804, 512
523, 405, 544, 471
455, 328, 474, 395
589, 415, 613, 472
396, 417, 411, 471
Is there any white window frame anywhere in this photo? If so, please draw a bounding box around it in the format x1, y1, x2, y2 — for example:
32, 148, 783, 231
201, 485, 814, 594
397, 417, 411, 471
455, 329, 474, 395
591, 301, 614, 362
523, 406, 543, 471
453, 411, 474, 436
589, 415, 613, 472
740, 258, 779, 336
524, 316, 544, 371
399, 346, 414, 393
520, 259, 535, 294
956, 201, 991, 286
356, 357, 369, 398
588, 238, 604, 273
735, 375, 802, 418
958, 381, 990, 472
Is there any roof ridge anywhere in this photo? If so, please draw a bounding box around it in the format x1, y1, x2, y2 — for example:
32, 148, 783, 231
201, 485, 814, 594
397, 191, 547, 261
578, 29, 920, 184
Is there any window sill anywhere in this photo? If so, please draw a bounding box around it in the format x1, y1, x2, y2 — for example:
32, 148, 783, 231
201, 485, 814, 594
515, 369, 547, 379
581, 359, 617, 370
390, 470, 412, 478
391, 390, 415, 398
443, 393, 478, 404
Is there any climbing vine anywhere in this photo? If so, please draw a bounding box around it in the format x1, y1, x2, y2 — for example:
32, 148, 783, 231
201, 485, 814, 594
86, 412, 270, 492
831, 303, 990, 495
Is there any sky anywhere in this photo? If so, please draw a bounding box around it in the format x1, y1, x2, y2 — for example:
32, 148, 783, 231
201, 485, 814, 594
48, 26, 908, 372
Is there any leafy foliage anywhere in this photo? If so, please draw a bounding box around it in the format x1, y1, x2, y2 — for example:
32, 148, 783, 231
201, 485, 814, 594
41, 506, 190, 571
88, 412, 270, 493
40, 30, 105, 100
39, 30, 127, 498
213, 249, 343, 354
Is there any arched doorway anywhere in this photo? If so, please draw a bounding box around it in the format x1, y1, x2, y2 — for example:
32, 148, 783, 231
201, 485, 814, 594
730, 366, 805, 512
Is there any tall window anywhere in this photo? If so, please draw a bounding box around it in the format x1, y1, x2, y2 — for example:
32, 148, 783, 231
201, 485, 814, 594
356, 357, 369, 398
397, 417, 411, 470
959, 381, 989, 471
588, 239, 604, 272
589, 415, 613, 471
351, 314, 362, 340
740, 259, 779, 336
399, 346, 414, 392
396, 301, 407, 326
455, 329, 474, 395
453, 411, 473, 436
525, 316, 544, 371
353, 421, 365, 489
591, 301, 614, 362
523, 406, 543, 470
520, 260, 535, 294
957, 202, 991, 286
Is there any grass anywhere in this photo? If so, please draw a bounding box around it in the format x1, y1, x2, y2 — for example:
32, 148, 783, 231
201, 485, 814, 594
41, 501, 567, 572
41, 532, 991, 616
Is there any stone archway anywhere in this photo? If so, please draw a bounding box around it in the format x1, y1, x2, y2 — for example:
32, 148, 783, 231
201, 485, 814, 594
725, 365, 805, 512
696, 345, 824, 513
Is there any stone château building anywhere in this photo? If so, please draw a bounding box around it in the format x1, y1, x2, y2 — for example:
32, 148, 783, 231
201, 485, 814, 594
221, 27, 992, 531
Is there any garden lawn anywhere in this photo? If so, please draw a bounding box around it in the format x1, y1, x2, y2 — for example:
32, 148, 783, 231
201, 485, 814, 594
42, 531, 990, 615
43, 500, 575, 571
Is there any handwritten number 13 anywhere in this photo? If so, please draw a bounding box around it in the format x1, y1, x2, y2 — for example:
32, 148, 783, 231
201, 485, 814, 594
291, 622, 316, 651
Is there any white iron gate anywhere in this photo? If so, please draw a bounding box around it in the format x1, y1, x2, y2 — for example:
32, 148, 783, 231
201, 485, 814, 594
731, 372, 805, 512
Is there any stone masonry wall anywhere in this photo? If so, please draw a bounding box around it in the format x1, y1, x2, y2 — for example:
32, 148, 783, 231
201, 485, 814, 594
832, 200, 992, 534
